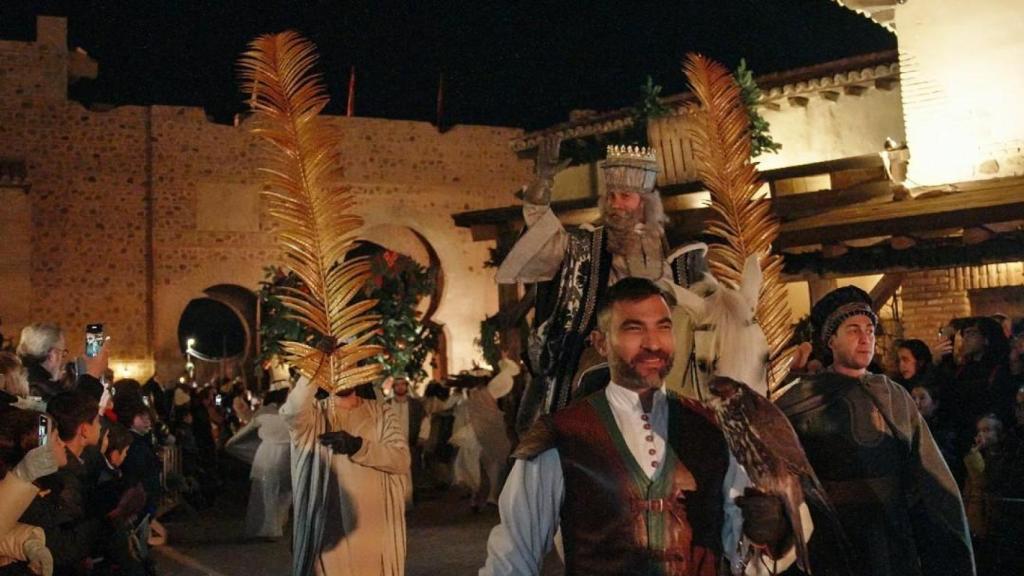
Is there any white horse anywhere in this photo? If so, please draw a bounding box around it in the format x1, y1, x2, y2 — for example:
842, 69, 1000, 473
673, 253, 771, 399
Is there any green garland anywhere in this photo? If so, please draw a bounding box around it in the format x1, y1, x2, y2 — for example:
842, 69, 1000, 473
734, 59, 782, 158
475, 315, 503, 369
258, 250, 438, 383
363, 250, 438, 383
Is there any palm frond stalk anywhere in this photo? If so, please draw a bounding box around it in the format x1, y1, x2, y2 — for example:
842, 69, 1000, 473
683, 53, 794, 396
239, 32, 382, 392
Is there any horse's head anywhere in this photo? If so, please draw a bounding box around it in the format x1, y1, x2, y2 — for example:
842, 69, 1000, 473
675, 254, 770, 397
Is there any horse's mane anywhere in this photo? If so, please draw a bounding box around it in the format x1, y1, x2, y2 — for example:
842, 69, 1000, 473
685, 277, 770, 396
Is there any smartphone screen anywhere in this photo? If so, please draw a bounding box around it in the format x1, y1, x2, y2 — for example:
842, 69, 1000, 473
38, 414, 49, 447
86, 323, 105, 358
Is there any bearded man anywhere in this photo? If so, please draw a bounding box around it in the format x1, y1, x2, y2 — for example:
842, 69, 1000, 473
480, 278, 793, 576
497, 139, 707, 430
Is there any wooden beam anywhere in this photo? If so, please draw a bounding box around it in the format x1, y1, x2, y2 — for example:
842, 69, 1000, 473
875, 77, 898, 91
822, 244, 849, 258
820, 90, 841, 102
808, 278, 838, 306
890, 235, 917, 250
868, 273, 904, 310
788, 96, 809, 108
783, 231, 1024, 278
452, 154, 887, 230
963, 226, 994, 245
843, 85, 868, 96
777, 177, 1024, 249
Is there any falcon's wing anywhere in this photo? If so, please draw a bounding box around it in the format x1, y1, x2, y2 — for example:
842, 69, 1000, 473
740, 386, 816, 477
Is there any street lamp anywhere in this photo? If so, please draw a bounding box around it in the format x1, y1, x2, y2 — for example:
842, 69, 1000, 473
185, 337, 197, 382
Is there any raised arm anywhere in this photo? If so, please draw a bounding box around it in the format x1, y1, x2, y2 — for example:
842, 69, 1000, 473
495, 137, 571, 284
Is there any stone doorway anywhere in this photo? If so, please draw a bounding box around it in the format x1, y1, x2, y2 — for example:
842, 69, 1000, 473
176, 284, 257, 387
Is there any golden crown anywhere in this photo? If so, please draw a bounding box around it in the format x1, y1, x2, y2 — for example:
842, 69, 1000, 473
600, 145, 659, 194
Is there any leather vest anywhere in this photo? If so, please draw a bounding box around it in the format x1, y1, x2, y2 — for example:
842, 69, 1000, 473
550, 393, 729, 576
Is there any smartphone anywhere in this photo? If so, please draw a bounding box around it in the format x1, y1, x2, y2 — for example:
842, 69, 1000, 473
86, 324, 105, 358
37, 414, 50, 447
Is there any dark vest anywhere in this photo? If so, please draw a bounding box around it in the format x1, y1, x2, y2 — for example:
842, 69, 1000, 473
548, 393, 729, 576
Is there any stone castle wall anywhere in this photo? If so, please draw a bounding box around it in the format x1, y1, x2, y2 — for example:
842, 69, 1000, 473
0, 17, 531, 381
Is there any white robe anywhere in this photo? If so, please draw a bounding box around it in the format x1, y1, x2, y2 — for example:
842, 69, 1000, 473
227, 405, 292, 539
282, 379, 410, 576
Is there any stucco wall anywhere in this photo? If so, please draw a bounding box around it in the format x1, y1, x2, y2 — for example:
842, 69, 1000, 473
895, 0, 1024, 185
757, 82, 904, 171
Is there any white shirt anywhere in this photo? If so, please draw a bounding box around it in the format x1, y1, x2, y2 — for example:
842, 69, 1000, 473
605, 382, 668, 480
480, 383, 750, 576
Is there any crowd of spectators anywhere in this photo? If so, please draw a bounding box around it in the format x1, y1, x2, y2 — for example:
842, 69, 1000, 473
0, 323, 269, 576
889, 314, 1024, 575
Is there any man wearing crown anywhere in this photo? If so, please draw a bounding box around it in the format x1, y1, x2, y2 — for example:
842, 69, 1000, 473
497, 138, 707, 430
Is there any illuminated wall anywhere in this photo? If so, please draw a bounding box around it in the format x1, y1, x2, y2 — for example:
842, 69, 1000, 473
895, 0, 1024, 185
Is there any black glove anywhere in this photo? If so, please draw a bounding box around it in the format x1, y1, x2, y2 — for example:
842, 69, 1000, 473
318, 430, 364, 456
736, 488, 790, 551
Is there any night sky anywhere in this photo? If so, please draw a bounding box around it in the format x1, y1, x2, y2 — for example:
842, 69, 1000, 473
3, 0, 894, 129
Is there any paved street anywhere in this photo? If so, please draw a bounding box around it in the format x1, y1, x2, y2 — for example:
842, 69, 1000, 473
153, 474, 563, 576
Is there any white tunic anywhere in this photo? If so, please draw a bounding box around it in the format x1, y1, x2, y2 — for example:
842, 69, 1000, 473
282, 380, 411, 576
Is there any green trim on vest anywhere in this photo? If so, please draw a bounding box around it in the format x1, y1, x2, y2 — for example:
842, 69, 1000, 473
588, 392, 682, 553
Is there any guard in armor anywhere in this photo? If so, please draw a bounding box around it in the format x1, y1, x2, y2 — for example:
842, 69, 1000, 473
777, 285, 975, 576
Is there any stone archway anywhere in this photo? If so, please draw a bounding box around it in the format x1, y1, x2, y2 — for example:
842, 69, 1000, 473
175, 284, 257, 386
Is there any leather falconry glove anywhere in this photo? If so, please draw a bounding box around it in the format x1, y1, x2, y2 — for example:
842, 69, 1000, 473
736, 488, 791, 554
523, 135, 571, 206
318, 430, 364, 456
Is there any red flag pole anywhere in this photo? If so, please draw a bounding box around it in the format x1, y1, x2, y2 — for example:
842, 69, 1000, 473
435, 72, 445, 130
346, 66, 356, 117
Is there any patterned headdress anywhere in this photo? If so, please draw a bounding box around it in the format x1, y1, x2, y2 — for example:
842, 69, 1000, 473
600, 145, 659, 194
811, 285, 878, 345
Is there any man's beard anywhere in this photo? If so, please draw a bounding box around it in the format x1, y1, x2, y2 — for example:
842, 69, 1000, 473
605, 208, 642, 255
608, 348, 674, 389
605, 207, 664, 260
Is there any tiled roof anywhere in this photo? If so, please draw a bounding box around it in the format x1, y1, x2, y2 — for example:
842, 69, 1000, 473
511, 50, 898, 153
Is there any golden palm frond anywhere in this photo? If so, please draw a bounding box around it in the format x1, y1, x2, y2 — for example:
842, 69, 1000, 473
239, 32, 382, 392
683, 53, 794, 397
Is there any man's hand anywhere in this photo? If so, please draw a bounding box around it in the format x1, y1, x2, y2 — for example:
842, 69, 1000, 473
523, 136, 570, 205
82, 342, 109, 379
318, 430, 364, 456
789, 342, 813, 374
736, 488, 790, 550
930, 335, 954, 361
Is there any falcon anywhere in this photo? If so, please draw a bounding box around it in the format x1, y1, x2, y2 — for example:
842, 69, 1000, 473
706, 375, 854, 575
